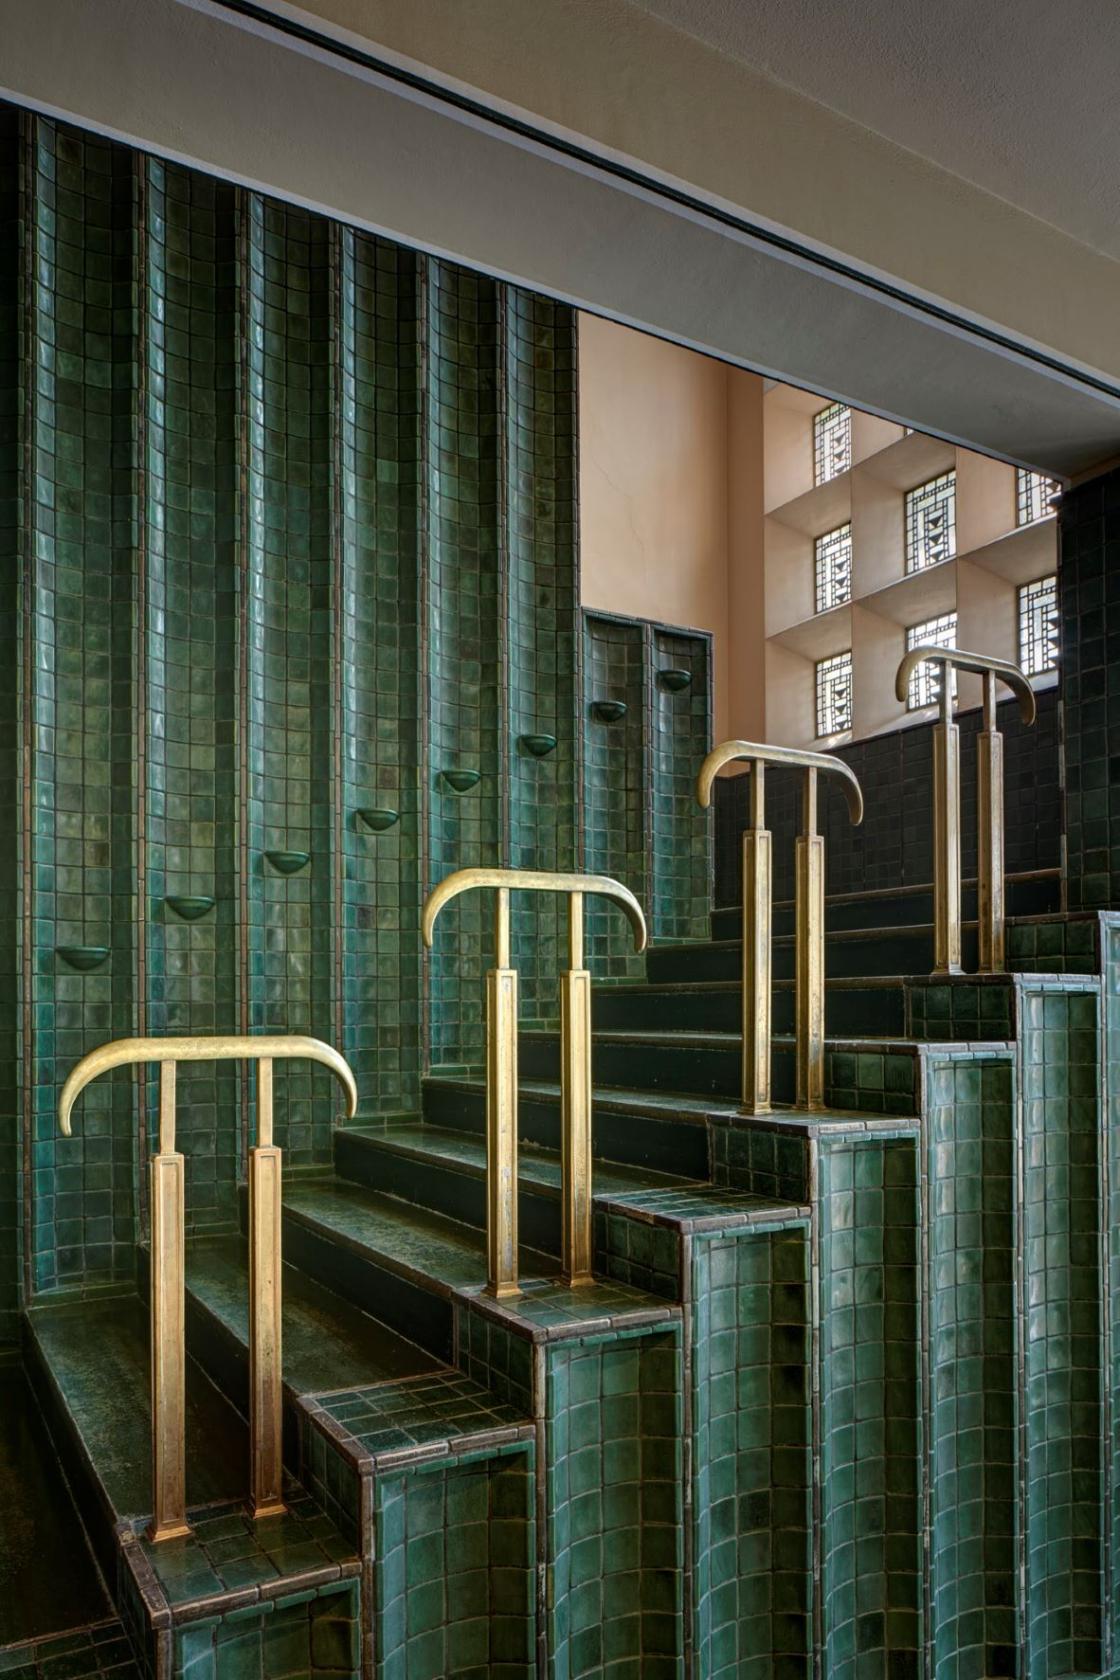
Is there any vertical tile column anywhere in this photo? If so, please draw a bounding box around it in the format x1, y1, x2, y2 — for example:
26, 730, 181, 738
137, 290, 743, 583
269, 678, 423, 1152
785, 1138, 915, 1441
816, 1135, 921, 1680
142, 157, 240, 1230
0, 104, 19, 1338
691, 1222, 812, 1680
650, 628, 711, 944
240, 196, 336, 1164
504, 289, 579, 1027
1018, 979, 1105, 1679
582, 613, 648, 979
24, 117, 138, 1293
923, 1048, 1019, 1680
422, 260, 502, 1069
334, 229, 423, 1116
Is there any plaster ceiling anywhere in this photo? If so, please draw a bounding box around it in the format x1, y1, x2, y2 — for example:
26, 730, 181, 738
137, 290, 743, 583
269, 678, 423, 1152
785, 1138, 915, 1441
628, 0, 1120, 260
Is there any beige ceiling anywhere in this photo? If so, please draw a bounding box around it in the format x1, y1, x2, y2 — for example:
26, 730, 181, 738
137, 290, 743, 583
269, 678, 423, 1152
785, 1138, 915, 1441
628, 0, 1120, 259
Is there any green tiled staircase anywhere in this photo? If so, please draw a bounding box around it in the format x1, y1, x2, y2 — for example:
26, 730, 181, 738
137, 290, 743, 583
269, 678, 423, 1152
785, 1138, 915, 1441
9, 864, 1120, 1680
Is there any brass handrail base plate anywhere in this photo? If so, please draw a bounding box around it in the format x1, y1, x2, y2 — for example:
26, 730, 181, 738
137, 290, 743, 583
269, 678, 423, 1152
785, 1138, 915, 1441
487, 1281, 522, 1301
249, 1497, 287, 1521
147, 1517, 193, 1544
563, 1271, 596, 1289
930, 965, 965, 978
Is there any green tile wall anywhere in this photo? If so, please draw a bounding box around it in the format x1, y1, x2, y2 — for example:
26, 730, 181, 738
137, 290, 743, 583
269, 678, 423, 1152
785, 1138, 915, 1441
691, 1225, 811, 1680
651, 629, 711, 944
505, 290, 578, 1029
924, 1050, 1018, 1680
817, 1137, 921, 1680
336, 228, 422, 1115
242, 194, 336, 1165
546, 1328, 684, 1680
2, 105, 584, 1319
374, 1444, 535, 1680
0, 102, 20, 1341
26, 118, 138, 1292
581, 613, 649, 981
142, 157, 240, 1231
423, 261, 502, 1071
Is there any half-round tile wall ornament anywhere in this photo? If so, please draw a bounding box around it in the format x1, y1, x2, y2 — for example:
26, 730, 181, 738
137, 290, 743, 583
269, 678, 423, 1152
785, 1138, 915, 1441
357, 807, 400, 832
56, 945, 110, 972
165, 895, 216, 921
591, 700, 628, 723
441, 769, 481, 793
265, 850, 311, 875
658, 667, 692, 692
519, 733, 558, 758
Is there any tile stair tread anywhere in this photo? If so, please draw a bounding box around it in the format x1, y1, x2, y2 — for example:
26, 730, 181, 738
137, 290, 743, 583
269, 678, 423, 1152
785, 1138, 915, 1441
27, 1294, 246, 1522
426, 1075, 920, 1135
305, 1368, 531, 1465
184, 1234, 440, 1395
721, 866, 1060, 916
130, 1491, 358, 1619
349, 1121, 695, 1197
283, 1176, 560, 1296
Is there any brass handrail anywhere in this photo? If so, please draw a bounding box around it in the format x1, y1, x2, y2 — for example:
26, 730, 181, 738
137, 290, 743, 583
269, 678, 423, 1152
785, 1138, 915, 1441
697, 742, 864, 1112
60, 1034, 357, 1543
422, 867, 647, 1298
894, 646, 1036, 973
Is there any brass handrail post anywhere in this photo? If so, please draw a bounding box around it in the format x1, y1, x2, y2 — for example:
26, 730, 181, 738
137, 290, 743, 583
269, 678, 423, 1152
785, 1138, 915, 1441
249, 1056, 284, 1517
795, 768, 826, 1109
977, 671, 1005, 973
933, 677, 963, 975
59, 1035, 357, 1541
423, 869, 646, 1298
487, 887, 520, 1299
698, 741, 863, 1115
742, 762, 772, 1112
895, 647, 1036, 976
150, 1061, 190, 1541
561, 892, 593, 1285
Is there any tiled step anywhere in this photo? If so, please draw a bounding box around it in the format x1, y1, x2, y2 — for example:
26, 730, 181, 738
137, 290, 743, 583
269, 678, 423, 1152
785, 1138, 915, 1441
280, 1175, 559, 1363
710, 867, 1061, 941
422, 1073, 711, 1178
647, 921, 975, 984
517, 1027, 921, 1115
335, 1122, 697, 1258
23, 1292, 365, 1680
593, 974, 906, 1037
0, 1620, 142, 1680
177, 1233, 440, 1450
0, 1357, 110, 1647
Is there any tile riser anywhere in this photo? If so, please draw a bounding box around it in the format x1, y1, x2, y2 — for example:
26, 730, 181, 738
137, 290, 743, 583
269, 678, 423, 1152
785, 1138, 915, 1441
335, 1132, 564, 1258
647, 925, 978, 984
420, 1081, 710, 1179
593, 984, 905, 1037
709, 874, 1060, 942
517, 1034, 919, 1115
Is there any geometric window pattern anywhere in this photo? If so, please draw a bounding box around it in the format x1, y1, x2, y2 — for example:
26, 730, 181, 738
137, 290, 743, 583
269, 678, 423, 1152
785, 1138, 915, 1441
1018, 574, 1058, 676
1016, 468, 1060, 527
815, 649, 853, 737
813, 402, 851, 486
906, 611, 957, 710
905, 471, 956, 573
815, 523, 853, 613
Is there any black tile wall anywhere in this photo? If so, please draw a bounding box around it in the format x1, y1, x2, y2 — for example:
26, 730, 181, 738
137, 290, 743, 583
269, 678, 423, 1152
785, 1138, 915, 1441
714, 686, 1061, 906
1060, 466, 1120, 911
